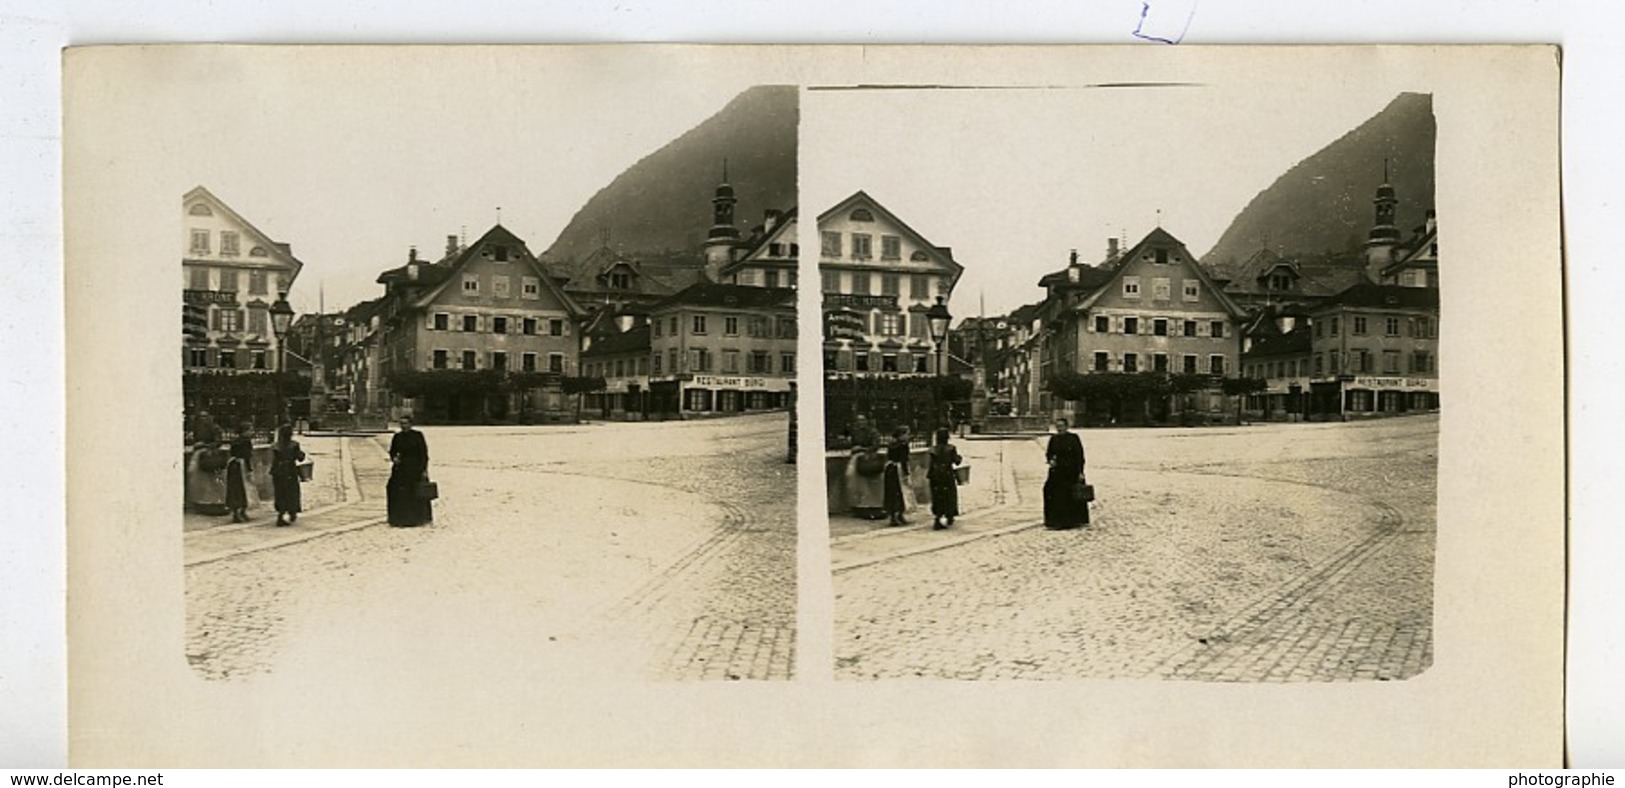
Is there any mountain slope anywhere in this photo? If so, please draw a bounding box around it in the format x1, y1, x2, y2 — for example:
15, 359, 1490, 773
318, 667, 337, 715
1202, 92, 1435, 271
542, 85, 798, 274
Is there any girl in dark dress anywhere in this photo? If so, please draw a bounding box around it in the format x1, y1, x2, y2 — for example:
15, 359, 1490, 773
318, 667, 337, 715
1043, 417, 1089, 529
882, 426, 912, 526
224, 423, 255, 523
387, 415, 433, 527
926, 428, 963, 531
270, 424, 305, 527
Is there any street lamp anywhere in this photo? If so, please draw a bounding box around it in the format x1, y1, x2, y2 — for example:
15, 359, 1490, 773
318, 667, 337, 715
926, 295, 953, 377
269, 292, 295, 425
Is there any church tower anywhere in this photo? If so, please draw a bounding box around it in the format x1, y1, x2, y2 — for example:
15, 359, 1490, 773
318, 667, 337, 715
703, 160, 741, 280
1363, 160, 1403, 281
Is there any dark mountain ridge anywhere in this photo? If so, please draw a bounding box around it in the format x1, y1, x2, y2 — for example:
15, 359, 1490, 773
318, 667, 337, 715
542, 85, 798, 281
1202, 92, 1436, 274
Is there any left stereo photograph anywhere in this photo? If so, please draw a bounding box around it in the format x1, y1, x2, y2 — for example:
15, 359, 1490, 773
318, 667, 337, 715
166, 70, 800, 683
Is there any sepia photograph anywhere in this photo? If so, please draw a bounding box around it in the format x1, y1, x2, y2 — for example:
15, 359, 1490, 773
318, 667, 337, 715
812, 80, 1441, 681
63, 45, 1563, 767
171, 64, 799, 682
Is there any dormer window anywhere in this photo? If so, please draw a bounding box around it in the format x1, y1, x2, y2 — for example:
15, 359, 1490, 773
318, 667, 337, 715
1268, 272, 1292, 291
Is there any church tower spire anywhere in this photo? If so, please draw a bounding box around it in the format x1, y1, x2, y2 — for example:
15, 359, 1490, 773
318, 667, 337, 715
1363, 159, 1403, 281
704, 159, 742, 281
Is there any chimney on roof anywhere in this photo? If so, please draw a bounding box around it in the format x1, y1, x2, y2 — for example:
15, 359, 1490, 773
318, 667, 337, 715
764, 209, 781, 233
1106, 237, 1120, 262
446, 235, 459, 256
1069, 248, 1079, 266
408, 246, 418, 263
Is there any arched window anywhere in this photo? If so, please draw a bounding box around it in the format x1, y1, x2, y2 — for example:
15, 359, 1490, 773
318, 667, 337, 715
187, 203, 213, 216
849, 208, 874, 222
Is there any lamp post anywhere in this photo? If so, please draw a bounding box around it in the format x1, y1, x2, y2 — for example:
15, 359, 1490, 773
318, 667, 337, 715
926, 295, 953, 377
269, 292, 295, 426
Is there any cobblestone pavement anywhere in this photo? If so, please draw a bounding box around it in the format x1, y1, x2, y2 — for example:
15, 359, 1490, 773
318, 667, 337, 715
184, 414, 795, 682
834, 416, 1436, 682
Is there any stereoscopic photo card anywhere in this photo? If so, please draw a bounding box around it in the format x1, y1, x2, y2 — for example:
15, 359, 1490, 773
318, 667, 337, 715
64, 45, 1562, 767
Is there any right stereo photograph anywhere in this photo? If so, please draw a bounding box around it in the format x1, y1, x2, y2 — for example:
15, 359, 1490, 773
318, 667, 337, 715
809, 81, 1439, 682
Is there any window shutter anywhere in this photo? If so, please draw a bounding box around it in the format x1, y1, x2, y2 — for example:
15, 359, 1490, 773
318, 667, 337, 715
210, 308, 221, 331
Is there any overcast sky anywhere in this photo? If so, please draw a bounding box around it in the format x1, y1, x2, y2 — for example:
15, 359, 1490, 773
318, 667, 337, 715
803, 79, 1430, 317
148, 49, 776, 314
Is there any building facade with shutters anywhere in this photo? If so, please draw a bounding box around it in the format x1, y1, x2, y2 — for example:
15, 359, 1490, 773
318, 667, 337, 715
181, 186, 305, 375
1305, 283, 1441, 418
1062, 227, 1246, 379
645, 283, 797, 417
818, 191, 964, 378
371, 224, 585, 423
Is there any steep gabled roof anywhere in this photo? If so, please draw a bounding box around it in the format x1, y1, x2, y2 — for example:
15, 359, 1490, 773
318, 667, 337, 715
1382, 224, 1438, 278
720, 207, 798, 279
409, 224, 584, 316
1038, 264, 1116, 291
1074, 227, 1246, 318
651, 282, 795, 312
183, 186, 307, 283
1243, 326, 1313, 358
816, 190, 965, 282
1316, 281, 1440, 311
581, 323, 652, 358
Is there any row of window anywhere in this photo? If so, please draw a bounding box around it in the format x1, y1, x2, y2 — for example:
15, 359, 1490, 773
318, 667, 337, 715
1244, 349, 1435, 379
430, 349, 566, 373
1121, 276, 1201, 302
188, 229, 270, 258
1092, 352, 1227, 375
429, 312, 568, 337
820, 270, 948, 300
460, 274, 544, 300
823, 349, 936, 375
655, 314, 796, 340
1316, 314, 1436, 339
733, 268, 798, 288
587, 350, 796, 379
1090, 315, 1228, 339
187, 266, 279, 296
822, 231, 911, 261
186, 347, 269, 370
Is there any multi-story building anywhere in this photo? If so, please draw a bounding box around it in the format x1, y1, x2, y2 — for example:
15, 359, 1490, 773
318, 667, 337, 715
181, 186, 305, 375
1055, 229, 1245, 375
646, 283, 797, 417
818, 191, 964, 378
371, 224, 585, 423
1239, 312, 1314, 420
580, 315, 653, 420
1305, 282, 1440, 418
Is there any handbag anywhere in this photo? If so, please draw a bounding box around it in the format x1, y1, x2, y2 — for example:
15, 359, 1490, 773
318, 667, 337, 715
415, 479, 440, 501
1074, 482, 1095, 504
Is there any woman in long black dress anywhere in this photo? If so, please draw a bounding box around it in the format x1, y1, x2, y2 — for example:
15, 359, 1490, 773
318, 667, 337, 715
387, 414, 433, 527
269, 424, 305, 527
1043, 417, 1089, 529
926, 428, 963, 531
882, 426, 912, 526
224, 423, 255, 523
